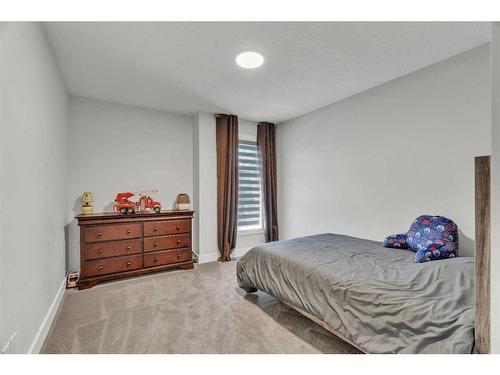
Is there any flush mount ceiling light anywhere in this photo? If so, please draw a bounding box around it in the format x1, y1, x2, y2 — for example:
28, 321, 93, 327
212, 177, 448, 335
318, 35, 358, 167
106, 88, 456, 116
236, 51, 264, 69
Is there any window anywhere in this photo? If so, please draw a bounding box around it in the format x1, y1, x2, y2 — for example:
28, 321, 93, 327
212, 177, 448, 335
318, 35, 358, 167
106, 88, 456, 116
238, 140, 262, 232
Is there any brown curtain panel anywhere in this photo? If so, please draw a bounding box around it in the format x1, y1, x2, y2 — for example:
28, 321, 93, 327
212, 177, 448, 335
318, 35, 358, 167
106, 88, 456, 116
257, 122, 279, 242
216, 114, 239, 261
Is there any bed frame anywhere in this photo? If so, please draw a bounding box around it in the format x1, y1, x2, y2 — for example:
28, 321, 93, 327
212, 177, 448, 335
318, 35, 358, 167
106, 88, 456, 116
282, 155, 491, 354
283, 301, 366, 353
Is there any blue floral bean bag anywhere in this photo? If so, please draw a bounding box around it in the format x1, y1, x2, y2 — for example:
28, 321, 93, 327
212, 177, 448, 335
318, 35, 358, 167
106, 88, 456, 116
384, 215, 459, 263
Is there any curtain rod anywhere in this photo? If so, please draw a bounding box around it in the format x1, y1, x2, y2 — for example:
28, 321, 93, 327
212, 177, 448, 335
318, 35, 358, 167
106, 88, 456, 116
215, 114, 275, 125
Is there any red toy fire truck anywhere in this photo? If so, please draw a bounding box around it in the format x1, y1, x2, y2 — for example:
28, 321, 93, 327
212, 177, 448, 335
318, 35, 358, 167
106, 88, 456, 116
113, 190, 162, 214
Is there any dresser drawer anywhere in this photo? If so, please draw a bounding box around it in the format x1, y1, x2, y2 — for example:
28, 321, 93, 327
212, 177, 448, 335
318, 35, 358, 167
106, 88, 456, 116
85, 254, 142, 277
84, 223, 142, 243
143, 233, 190, 252
84, 239, 142, 260
144, 248, 191, 268
144, 219, 190, 237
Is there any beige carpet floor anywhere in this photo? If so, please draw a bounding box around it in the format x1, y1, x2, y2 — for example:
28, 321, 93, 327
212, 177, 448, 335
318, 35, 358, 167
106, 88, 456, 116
41, 260, 360, 354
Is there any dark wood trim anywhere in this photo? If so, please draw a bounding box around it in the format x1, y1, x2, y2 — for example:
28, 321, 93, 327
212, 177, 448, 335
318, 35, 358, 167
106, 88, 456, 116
475, 155, 490, 354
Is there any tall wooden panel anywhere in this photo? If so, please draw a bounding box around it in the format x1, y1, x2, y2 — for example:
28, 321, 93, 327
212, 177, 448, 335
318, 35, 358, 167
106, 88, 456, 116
475, 155, 490, 353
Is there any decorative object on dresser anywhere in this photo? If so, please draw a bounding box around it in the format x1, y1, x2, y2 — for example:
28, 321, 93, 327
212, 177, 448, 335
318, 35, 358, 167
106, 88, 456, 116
176, 193, 191, 210
81, 192, 94, 215
76, 210, 194, 289
113, 189, 162, 214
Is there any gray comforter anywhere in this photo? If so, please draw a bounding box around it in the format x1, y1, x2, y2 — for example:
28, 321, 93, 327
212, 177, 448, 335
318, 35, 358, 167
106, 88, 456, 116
236, 233, 474, 354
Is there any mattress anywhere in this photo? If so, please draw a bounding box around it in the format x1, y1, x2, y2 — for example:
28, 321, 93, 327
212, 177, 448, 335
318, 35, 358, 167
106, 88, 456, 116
236, 233, 474, 353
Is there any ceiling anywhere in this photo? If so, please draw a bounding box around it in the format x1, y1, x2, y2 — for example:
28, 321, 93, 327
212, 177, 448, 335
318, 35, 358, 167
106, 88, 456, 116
43, 22, 490, 123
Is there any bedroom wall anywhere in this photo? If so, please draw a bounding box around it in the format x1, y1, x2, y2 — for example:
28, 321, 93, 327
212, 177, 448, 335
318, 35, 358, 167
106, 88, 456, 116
66, 96, 193, 270
0, 23, 69, 353
192, 112, 218, 262
277, 44, 491, 258
490, 23, 500, 354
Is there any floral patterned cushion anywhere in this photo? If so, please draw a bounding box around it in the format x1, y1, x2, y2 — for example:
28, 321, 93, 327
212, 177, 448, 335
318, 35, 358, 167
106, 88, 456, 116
383, 233, 409, 249
407, 215, 459, 263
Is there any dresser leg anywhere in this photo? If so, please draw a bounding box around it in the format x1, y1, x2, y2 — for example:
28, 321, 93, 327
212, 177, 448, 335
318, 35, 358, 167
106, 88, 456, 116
180, 262, 194, 270
78, 279, 97, 290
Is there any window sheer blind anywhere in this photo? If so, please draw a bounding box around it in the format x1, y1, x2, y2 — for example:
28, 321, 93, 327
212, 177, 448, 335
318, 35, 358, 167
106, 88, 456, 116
238, 140, 262, 230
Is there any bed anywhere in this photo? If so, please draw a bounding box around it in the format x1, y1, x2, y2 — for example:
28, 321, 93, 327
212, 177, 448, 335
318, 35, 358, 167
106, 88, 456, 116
236, 233, 475, 354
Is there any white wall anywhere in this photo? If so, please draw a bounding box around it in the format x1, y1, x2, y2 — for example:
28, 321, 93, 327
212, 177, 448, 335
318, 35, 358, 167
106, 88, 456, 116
192, 113, 218, 262
277, 44, 491, 258
66, 96, 193, 270
0, 23, 68, 353
490, 23, 500, 354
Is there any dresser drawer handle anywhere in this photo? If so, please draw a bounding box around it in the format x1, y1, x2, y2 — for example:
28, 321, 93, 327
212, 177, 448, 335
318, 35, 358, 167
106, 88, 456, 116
154, 242, 158, 247
98, 249, 104, 254
153, 257, 159, 262
97, 232, 103, 237
127, 244, 131, 249
176, 225, 180, 230
177, 253, 181, 259
98, 265, 104, 270
127, 261, 132, 266
177, 239, 181, 245
153, 226, 158, 232
127, 229, 132, 234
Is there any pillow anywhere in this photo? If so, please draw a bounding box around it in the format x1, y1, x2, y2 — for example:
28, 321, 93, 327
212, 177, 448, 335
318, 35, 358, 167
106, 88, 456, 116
406, 215, 459, 263
383, 233, 409, 249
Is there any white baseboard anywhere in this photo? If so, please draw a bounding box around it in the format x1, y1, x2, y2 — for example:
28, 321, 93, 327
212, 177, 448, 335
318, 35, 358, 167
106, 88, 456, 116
197, 252, 219, 264
197, 247, 252, 264
28, 277, 66, 354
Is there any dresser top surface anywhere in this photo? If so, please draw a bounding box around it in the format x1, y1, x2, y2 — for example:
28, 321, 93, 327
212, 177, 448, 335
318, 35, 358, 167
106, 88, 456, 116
76, 210, 194, 223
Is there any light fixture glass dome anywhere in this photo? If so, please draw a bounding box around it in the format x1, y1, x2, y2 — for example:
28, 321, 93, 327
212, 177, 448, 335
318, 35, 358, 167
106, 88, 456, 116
236, 51, 264, 69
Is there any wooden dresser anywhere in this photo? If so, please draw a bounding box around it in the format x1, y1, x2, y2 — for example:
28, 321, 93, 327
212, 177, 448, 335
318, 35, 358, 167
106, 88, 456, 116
76, 210, 194, 289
